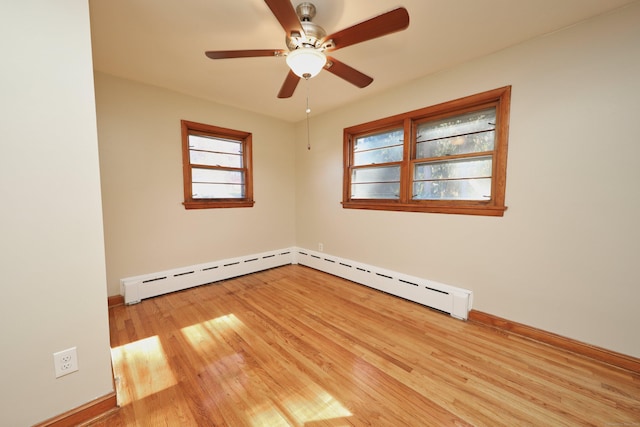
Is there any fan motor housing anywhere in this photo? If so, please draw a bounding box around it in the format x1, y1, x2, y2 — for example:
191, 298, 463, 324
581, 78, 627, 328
286, 2, 326, 50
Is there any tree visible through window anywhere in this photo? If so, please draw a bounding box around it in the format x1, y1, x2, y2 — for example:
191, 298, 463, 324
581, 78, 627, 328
343, 86, 511, 216
181, 120, 254, 209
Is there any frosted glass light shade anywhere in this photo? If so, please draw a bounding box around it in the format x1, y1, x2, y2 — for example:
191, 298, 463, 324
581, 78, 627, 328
286, 48, 327, 79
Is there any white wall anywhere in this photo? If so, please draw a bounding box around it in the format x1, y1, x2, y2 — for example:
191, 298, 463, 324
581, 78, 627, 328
95, 73, 296, 296
295, 3, 640, 357
0, 1, 114, 425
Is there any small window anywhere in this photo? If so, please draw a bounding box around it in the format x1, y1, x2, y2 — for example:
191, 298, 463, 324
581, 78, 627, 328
343, 86, 511, 216
181, 120, 254, 209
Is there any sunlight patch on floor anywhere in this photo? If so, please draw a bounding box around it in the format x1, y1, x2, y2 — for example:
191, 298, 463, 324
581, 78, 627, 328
111, 335, 177, 403
181, 313, 252, 383
180, 314, 353, 426
180, 314, 242, 358
181, 321, 216, 349
242, 390, 353, 427
246, 401, 292, 426
282, 389, 353, 425
181, 314, 241, 339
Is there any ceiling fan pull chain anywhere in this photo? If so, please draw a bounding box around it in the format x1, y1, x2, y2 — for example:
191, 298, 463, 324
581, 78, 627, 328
306, 77, 311, 150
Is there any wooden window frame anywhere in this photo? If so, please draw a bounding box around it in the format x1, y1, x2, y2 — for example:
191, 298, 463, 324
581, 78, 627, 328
181, 120, 254, 209
343, 86, 511, 216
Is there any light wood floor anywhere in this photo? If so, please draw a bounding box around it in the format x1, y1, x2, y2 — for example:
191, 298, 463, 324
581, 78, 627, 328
93, 265, 639, 426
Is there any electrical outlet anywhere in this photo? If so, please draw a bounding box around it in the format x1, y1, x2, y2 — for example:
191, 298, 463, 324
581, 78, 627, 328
53, 347, 78, 378
318, 243, 324, 252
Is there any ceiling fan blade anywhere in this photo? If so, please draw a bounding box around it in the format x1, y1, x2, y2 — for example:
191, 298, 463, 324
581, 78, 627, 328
264, 0, 305, 38
205, 49, 286, 60
321, 7, 409, 51
325, 57, 373, 88
277, 70, 300, 98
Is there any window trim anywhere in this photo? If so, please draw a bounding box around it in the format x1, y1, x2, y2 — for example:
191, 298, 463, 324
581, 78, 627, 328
181, 120, 254, 209
342, 86, 511, 216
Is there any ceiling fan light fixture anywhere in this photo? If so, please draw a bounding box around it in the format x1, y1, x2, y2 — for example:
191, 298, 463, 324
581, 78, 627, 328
286, 48, 326, 79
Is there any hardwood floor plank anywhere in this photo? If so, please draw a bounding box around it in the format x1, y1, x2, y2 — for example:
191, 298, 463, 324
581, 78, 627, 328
92, 265, 640, 426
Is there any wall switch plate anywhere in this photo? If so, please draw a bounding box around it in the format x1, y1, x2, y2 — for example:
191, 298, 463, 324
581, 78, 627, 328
53, 347, 78, 378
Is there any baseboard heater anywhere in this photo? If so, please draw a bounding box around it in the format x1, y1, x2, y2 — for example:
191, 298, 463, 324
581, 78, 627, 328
120, 247, 472, 320
294, 249, 472, 320
121, 249, 293, 305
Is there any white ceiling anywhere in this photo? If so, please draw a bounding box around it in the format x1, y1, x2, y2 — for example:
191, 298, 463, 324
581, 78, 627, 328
89, 0, 636, 122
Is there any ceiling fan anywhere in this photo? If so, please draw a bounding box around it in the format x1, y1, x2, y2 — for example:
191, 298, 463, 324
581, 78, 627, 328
205, 0, 410, 98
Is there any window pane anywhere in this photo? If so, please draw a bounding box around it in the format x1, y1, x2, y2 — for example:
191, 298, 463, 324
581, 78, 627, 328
416, 130, 495, 159
353, 128, 404, 166
416, 108, 496, 158
192, 183, 245, 199
354, 128, 403, 152
414, 156, 492, 181
188, 135, 242, 154
192, 168, 244, 185
190, 150, 242, 168
189, 134, 243, 167
413, 178, 491, 200
351, 182, 400, 199
354, 146, 403, 166
352, 166, 400, 183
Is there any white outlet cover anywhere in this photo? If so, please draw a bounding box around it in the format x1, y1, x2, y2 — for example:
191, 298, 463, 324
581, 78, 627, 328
53, 347, 79, 378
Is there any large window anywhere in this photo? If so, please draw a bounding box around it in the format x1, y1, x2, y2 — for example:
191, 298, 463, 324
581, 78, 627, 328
343, 86, 511, 216
181, 120, 254, 209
